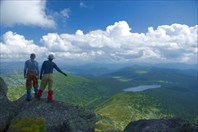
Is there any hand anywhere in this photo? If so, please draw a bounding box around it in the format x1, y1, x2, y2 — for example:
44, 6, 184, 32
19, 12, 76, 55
40, 75, 42, 80
63, 73, 67, 77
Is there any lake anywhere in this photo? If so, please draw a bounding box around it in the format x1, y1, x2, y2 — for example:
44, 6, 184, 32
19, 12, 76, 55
123, 85, 161, 92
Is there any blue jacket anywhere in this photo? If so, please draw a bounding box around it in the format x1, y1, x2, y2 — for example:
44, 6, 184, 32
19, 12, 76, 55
24, 59, 39, 76
40, 60, 64, 75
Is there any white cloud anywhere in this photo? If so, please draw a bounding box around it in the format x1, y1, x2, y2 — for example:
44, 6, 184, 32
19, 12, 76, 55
41, 33, 80, 52
1, 21, 197, 64
39, 21, 197, 64
106, 21, 132, 36
0, 0, 55, 28
0, 31, 48, 61
75, 30, 84, 35
60, 8, 70, 19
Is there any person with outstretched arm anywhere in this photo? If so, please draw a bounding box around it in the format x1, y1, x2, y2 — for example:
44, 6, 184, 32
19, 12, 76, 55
36, 54, 67, 102
24, 53, 39, 101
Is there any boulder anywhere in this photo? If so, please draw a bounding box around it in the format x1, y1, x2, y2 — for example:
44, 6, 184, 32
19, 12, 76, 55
124, 118, 197, 132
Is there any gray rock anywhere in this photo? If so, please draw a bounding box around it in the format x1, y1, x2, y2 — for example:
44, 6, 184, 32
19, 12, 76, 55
124, 118, 197, 132
12, 97, 96, 132
0, 77, 8, 100
0, 77, 96, 132
0, 77, 14, 131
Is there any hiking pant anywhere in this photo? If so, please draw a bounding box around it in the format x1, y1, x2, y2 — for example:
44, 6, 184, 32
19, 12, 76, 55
26, 72, 38, 90
26, 72, 39, 100
40, 74, 53, 91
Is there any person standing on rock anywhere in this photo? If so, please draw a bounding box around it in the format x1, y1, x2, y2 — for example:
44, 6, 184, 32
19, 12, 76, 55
24, 53, 39, 101
36, 54, 67, 102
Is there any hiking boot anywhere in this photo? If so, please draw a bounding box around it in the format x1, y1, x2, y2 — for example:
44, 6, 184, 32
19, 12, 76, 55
36, 89, 43, 100
47, 90, 53, 102
26, 89, 32, 101
34, 87, 38, 96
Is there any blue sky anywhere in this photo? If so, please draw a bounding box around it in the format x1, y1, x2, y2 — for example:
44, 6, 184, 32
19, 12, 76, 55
1, 0, 197, 44
0, 0, 198, 65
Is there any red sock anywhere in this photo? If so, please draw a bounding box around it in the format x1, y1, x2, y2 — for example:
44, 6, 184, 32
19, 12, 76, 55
36, 89, 43, 97
48, 90, 53, 102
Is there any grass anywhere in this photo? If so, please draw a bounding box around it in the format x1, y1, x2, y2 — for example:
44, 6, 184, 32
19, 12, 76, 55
7, 86, 26, 101
9, 116, 46, 132
95, 92, 173, 131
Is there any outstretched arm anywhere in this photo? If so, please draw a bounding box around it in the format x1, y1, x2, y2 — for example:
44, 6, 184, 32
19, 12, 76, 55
54, 63, 67, 77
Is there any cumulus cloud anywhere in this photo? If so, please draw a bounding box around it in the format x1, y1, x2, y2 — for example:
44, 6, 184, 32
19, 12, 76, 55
39, 21, 197, 64
106, 21, 131, 36
0, 0, 55, 28
0, 31, 48, 61
1, 21, 197, 64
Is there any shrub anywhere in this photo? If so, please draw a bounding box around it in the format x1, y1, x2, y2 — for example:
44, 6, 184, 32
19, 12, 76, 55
9, 116, 46, 132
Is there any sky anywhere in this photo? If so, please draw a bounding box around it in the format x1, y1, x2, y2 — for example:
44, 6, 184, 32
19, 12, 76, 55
0, 0, 198, 65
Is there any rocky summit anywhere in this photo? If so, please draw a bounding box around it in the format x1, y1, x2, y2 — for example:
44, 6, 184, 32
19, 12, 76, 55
0, 77, 96, 132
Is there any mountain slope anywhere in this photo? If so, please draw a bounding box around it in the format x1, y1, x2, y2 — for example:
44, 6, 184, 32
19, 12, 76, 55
95, 66, 198, 131
95, 87, 198, 131
95, 92, 173, 131
53, 73, 123, 109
